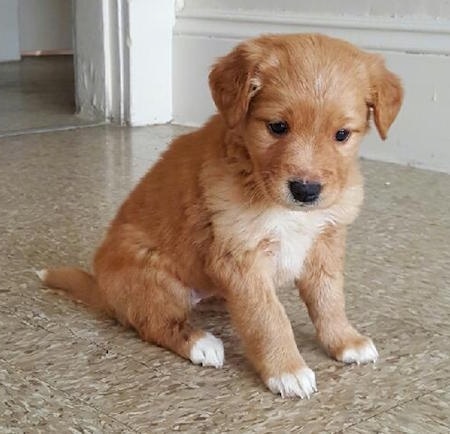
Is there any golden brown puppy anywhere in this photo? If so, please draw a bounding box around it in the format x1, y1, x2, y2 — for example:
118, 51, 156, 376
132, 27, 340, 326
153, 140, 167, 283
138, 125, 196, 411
38, 34, 403, 399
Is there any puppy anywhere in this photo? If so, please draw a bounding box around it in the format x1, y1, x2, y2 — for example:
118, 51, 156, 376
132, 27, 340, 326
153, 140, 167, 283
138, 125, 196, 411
38, 34, 403, 399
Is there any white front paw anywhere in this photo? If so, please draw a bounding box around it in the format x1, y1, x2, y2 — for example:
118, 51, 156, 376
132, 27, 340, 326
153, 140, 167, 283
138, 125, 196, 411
190, 332, 224, 368
267, 367, 317, 399
341, 338, 378, 364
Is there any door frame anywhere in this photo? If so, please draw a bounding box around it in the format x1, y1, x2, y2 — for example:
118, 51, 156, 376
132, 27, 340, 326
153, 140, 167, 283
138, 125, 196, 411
0, 0, 20, 62
73, 0, 175, 126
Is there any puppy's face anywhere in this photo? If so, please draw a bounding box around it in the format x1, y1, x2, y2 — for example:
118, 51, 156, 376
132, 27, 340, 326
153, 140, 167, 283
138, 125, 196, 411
209, 34, 403, 210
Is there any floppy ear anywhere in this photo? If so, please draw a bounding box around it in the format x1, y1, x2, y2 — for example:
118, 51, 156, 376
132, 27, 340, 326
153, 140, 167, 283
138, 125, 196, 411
209, 44, 262, 128
367, 56, 403, 140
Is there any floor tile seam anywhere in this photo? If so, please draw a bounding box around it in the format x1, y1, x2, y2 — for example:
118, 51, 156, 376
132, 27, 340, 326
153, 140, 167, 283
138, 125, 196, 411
373, 312, 450, 339
324, 311, 450, 433
248, 365, 448, 434
0, 304, 112, 354
0, 123, 107, 139
336, 391, 438, 433
0, 152, 152, 185
0, 356, 141, 433
0, 155, 132, 180
400, 318, 450, 337
0, 304, 167, 372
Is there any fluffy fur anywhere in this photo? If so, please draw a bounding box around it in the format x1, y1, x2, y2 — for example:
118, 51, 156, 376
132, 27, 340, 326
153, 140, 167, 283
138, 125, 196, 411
39, 34, 402, 398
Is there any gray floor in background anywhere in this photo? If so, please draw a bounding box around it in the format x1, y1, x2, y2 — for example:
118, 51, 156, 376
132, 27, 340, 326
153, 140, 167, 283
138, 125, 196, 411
0, 124, 449, 433
0, 56, 102, 136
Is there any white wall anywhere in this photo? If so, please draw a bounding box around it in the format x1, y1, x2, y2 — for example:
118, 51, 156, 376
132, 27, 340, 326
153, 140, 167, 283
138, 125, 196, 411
18, 0, 73, 53
173, 1, 450, 173
0, 0, 20, 62
182, 0, 450, 18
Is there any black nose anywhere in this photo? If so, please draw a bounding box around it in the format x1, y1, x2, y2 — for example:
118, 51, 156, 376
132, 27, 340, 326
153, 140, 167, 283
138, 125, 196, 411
288, 180, 322, 203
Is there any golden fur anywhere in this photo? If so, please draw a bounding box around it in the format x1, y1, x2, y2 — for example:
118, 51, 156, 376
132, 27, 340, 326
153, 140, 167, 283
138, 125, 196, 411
39, 34, 403, 398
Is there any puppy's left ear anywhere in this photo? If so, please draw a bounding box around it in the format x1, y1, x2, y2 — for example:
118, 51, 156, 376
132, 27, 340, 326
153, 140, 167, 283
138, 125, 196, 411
367, 55, 403, 140
209, 42, 262, 128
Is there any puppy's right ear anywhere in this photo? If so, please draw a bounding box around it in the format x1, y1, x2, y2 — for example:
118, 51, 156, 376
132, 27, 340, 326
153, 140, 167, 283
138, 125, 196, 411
209, 43, 262, 128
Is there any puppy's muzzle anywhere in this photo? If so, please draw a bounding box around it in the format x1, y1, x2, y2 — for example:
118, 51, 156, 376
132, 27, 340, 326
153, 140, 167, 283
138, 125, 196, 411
288, 180, 322, 204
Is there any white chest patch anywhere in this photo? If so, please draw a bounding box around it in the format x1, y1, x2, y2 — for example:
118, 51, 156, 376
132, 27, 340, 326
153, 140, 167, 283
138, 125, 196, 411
269, 211, 321, 286
213, 204, 332, 287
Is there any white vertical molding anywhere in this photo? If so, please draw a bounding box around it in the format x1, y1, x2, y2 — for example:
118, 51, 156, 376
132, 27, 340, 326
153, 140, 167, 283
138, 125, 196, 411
115, 0, 127, 123
74, 0, 175, 125
73, 0, 106, 119
101, 0, 128, 124
0, 0, 21, 62
102, 0, 113, 120
127, 0, 175, 125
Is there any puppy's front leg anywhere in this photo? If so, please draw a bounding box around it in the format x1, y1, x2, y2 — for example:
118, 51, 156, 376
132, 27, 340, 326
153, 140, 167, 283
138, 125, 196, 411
297, 225, 378, 364
211, 250, 316, 399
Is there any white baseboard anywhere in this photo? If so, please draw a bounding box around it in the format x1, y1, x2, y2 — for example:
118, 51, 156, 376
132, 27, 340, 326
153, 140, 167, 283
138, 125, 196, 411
176, 9, 450, 55
173, 9, 450, 173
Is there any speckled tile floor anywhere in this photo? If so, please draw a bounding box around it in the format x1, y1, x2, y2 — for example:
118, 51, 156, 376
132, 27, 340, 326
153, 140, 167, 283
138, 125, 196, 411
0, 124, 449, 433
0, 56, 102, 136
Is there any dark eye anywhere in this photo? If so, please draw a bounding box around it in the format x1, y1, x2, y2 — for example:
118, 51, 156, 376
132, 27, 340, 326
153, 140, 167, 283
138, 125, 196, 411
335, 129, 351, 142
268, 121, 289, 136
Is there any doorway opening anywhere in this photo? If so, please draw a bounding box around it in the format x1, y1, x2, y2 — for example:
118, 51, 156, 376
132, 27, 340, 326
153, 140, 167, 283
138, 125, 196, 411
0, 0, 102, 137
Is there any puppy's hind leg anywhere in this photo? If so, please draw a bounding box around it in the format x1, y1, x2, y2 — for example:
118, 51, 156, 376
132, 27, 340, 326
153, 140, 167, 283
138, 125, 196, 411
101, 266, 224, 368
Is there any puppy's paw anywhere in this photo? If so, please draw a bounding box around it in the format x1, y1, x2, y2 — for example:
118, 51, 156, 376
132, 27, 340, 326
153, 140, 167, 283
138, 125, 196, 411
338, 336, 378, 365
190, 332, 224, 368
266, 367, 317, 399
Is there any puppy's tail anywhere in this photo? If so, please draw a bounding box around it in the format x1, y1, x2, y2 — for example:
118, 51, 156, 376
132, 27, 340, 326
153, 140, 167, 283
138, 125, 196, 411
36, 267, 107, 311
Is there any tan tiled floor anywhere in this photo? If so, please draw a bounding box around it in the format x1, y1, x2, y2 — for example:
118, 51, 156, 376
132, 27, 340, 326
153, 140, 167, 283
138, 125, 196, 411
0, 124, 449, 433
0, 56, 101, 136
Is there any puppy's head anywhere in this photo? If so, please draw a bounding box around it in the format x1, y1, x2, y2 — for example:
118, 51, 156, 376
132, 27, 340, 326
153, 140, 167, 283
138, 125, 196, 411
209, 34, 403, 210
